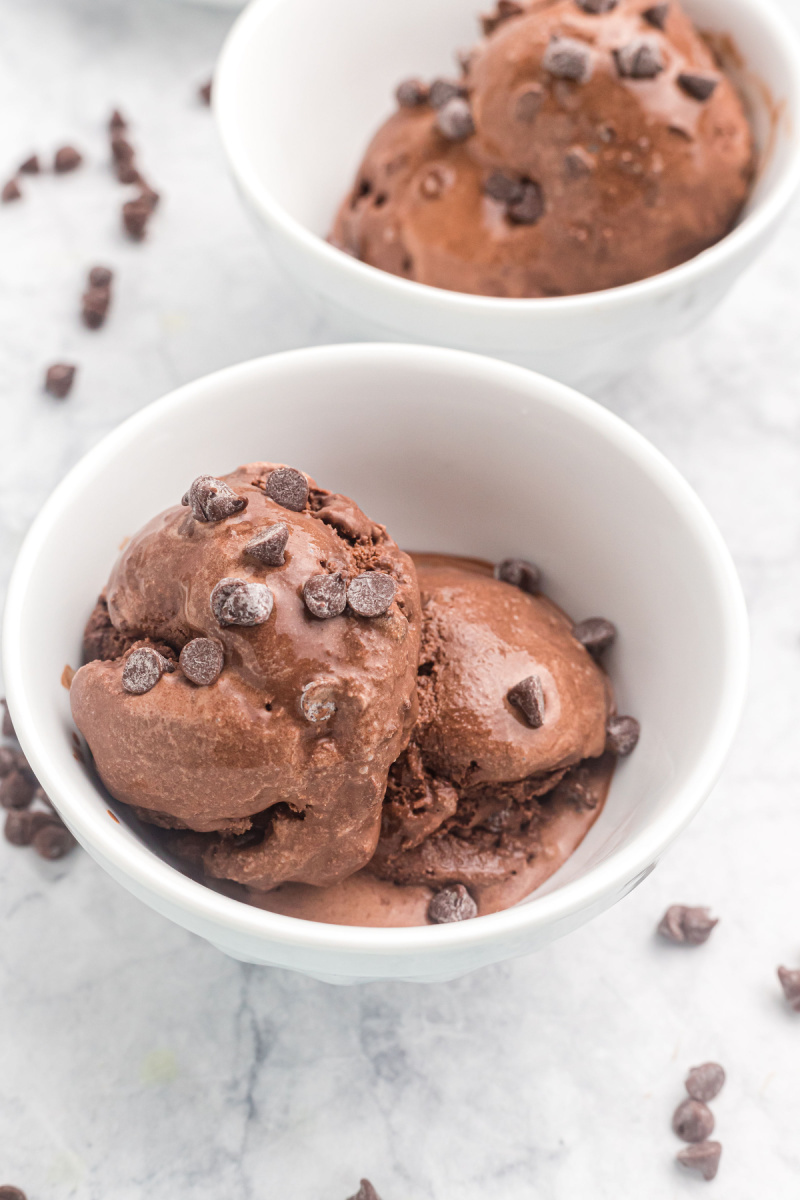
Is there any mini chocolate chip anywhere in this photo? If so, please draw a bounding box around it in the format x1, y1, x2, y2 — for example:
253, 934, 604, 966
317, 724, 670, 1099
199, 79, 212, 106
89, 265, 113, 288
573, 617, 616, 657
0, 769, 35, 811
245, 523, 290, 566
677, 1141, 722, 1182
396, 78, 430, 108
605, 715, 640, 756
45, 363, 77, 399
0, 1186, 28, 1200
300, 681, 337, 722
111, 134, 135, 164
677, 73, 718, 101
347, 572, 397, 617
495, 558, 541, 594
211, 579, 274, 627
180, 638, 224, 686
673, 1099, 715, 1144
2, 179, 21, 203
428, 883, 478, 924
183, 475, 247, 522
507, 180, 544, 225
658, 905, 718, 945
514, 85, 544, 122
508, 675, 545, 728
615, 38, 664, 79
122, 196, 150, 240
82, 285, 111, 330
685, 1063, 725, 1103
109, 108, 128, 132
116, 160, 140, 185
33, 819, 76, 860
643, 2, 669, 28
576, 0, 618, 10
542, 37, 593, 83
122, 647, 169, 695
265, 466, 309, 512
777, 966, 800, 1011
347, 1182, 381, 1200
436, 97, 475, 142
54, 145, 82, 173
565, 146, 595, 177
303, 573, 347, 619
484, 172, 525, 204
19, 155, 40, 174
2, 699, 15, 739
429, 79, 466, 110
4, 810, 57, 847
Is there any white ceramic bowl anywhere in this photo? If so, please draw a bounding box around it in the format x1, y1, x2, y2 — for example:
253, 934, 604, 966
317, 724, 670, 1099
3, 345, 748, 984
215, 0, 800, 391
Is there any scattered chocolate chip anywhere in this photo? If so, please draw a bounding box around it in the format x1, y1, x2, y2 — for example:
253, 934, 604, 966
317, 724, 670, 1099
245, 523, 290, 567
0, 746, 18, 777
685, 1063, 725, 1103
542, 37, 593, 83
2, 700, 15, 740
573, 617, 616, 657
4, 809, 56, 847
347, 572, 397, 617
44, 363, 77, 399
508, 675, 545, 728
495, 558, 541, 594
564, 146, 595, 177
33, 819, 76, 860
211, 579, 274, 627
109, 108, 128, 132
0, 1186, 28, 1200
115, 160, 140, 185
677, 73, 719, 101
673, 1099, 715, 1144
605, 715, 640, 756
576, 0, 618, 10
300, 681, 338, 723
19, 154, 40, 174
514, 85, 544, 122
122, 647, 169, 695
303, 573, 347, 619
429, 79, 466, 110
658, 905, 718, 945
88, 265, 113, 288
111, 134, 135, 164
81, 285, 111, 330
615, 38, 664, 79
2, 178, 21, 203
396, 78, 430, 108
777, 966, 800, 1011
643, 2, 669, 28
183, 475, 248, 522
122, 196, 150, 240
677, 1141, 721, 1182
436, 97, 475, 142
0, 770, 35, 812
54, 145, 82, 173
347, 1181, 381, 1200
484, 171, 524, 203
180, 638, 224, 686
199, 79, 212, 106
507, 179, 544, 225
428, 883, 478, 924
265, 466, 309, 512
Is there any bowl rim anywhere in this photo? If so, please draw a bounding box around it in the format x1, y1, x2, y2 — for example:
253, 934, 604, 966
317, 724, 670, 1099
214, 0, 800, 316
3, 344, 750, 955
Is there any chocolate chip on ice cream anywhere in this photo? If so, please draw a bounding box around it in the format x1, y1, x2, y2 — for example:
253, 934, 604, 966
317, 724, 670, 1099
614, 38, 664, 79
605, 715, 640, 756
303, 573, 348, 619
347, 572, 397, 617
436, 97, 475, 142
777, 966, 800, 1012
576, 0, 619, 11
573, 618, 616, 657
685, 1063, 725, 1103
678, 73, 719, 101
182, 476, 247, 522
677, 1141, 722, 1182
658, 905, 718, 945
673, 1099, 715, 1143
265, 466, 309, 512
643, 3, 669, 29
495, 558, 541, 594
122, 647, 170, 695
180, 638, 224, 686
211, 579, 274, 627
396, 78, 429, 108
543, 37, 593, 82
508, 675, 546, 728
428, 883, 478, 923
245, 523, 290, 566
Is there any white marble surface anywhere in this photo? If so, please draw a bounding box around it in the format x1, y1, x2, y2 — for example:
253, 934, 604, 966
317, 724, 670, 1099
2, 1, 800, 1196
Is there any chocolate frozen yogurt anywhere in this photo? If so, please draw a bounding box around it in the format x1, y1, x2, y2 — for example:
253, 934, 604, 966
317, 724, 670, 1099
330, 0, 755, 297
71, 464, 639, 926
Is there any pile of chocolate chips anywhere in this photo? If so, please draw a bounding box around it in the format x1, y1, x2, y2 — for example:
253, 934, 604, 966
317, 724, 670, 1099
0, 700, 76, 861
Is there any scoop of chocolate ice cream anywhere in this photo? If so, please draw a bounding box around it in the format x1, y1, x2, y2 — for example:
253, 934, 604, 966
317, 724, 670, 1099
330, 0, 754, 297
70, 464, 421, 890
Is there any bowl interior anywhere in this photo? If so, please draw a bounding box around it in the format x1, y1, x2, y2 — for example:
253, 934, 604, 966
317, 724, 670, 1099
221, 0, 798, 244
5, 346, 743, 924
